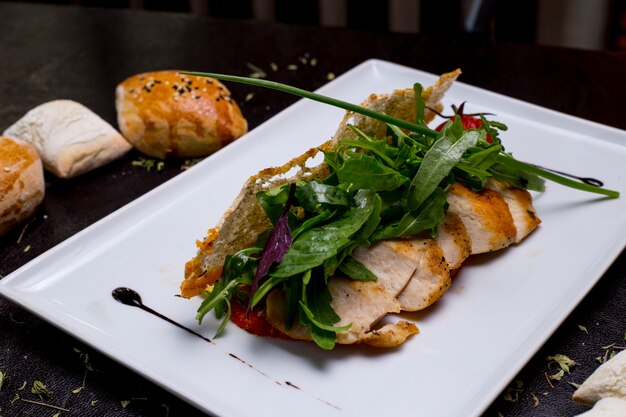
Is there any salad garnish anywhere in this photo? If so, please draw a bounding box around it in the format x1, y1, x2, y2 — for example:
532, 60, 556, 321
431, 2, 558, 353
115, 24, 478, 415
183, 72, 620, 349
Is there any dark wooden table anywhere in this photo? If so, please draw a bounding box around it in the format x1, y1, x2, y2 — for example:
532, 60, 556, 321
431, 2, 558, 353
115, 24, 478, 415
1, 3, 625, 417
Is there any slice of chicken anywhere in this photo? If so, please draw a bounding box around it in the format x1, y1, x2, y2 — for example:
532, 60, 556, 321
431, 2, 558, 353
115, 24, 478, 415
266, 183, 539, 347
354, 237, 452, 312
446, 182, 517, 254
486, 179, 541, 243
435, 211, 472, 270
266, 278, 418, 347
351, 239, 421, 297
328, 278, 417, 345
395, 239, 451, 311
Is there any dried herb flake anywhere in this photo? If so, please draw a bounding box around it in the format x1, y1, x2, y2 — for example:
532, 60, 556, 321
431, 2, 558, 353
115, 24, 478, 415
546, 354, 576, 381
531, 392, 540, 407
32, 380, 53, 399
502, 380, 524, 402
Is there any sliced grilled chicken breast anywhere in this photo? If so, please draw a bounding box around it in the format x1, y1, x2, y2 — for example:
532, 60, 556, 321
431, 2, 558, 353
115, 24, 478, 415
486, 179, 541, 243
351, 239, 422, 297
396, 239, 450, 311
446, 182, 517, 254
435, 211, 472, 270
354, 237, 451, 312
266, 278, 418, 347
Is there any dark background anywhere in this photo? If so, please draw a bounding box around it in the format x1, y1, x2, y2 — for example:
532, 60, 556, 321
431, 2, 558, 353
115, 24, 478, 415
3, 0, 626, 51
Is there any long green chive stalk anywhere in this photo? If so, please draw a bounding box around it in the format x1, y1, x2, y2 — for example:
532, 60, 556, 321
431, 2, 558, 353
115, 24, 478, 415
180, 71, 619, 198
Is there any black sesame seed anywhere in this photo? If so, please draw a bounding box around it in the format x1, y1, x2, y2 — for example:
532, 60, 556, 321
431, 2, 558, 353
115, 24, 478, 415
185, 86, 192, 92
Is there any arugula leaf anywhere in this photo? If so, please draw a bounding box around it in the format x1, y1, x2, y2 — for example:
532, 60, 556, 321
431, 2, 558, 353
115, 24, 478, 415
466, 144, 502, 170
250, 274, 290, 308
291, 209, 336, 239
336, 155, 409, 192
490, 156, 545, 192
283, 274, 301, 330
408, 129, 479, 209
257, 184, 292, 223
343, 125, 398, 165
379, 189, 407, 221
271, 191, 376, 277
196, 247, 258, 327
299, 273, 351, 350
295, 181, 350, 213
372, 187, 448, 241
338, 255, 377, 281
352, 192, 382, 242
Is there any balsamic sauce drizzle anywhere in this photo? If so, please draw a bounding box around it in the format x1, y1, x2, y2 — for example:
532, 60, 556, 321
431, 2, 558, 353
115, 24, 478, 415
112, 287, 213, 344
111, 287, 341, 411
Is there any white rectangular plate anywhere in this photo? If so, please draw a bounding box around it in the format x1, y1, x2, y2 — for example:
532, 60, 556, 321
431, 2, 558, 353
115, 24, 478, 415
2, 59, 626, 417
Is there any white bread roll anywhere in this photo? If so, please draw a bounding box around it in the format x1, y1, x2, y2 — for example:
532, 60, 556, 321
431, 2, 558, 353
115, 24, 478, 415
0, 136, 45, 236
4, 100, 132, 178
115, 70, 248, 159
573, 349, 626, 405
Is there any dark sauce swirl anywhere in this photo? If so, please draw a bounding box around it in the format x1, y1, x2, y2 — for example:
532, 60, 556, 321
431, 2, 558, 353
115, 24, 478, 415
112, 287, 213, 343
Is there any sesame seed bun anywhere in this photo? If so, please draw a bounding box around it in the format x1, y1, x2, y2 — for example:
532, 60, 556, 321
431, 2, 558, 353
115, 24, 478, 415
115, 70, 248, 159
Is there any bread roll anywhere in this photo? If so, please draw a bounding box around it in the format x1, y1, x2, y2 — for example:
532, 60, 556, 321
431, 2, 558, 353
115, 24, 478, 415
0, 136, 45, 236
115, 70, 248, 159
573, 349, 626, 405
3, 100, 132, 178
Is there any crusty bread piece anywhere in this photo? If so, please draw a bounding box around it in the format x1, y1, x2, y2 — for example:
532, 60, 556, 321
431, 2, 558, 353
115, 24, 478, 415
116, 70, 248, 159
330, 69, 460, 146
573, 349, 626, 406
0, 136, 44, 236
181, 70, 462, 298
4, 100, 131, 178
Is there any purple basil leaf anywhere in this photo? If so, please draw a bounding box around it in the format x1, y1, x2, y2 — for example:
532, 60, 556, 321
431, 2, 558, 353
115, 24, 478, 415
248, 183, 296, 313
